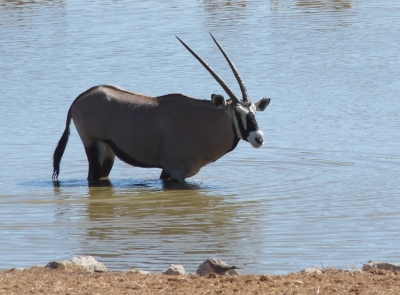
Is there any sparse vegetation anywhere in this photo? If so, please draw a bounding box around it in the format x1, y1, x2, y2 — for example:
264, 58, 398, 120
1, 267, 400, 294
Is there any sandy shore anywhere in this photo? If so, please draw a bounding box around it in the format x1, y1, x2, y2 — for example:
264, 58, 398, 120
1, 265, 400, 294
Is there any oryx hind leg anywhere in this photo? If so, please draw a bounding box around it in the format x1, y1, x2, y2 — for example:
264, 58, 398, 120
100, 144, 115, 179
84, 140, 106, 182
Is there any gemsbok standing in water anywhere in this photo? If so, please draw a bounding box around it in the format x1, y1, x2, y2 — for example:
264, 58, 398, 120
52, 34, 270, 182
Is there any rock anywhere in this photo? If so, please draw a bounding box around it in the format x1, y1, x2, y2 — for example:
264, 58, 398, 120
197, 258, 240, 276
162, 264, 185, 275
294, 280, 303, 286
300, 267, 323, 275
46, 256, 107, 273
226, 268, 240, 276
362, 261, 400, 271
129, 269, 150, 275
47, 261, 66, 269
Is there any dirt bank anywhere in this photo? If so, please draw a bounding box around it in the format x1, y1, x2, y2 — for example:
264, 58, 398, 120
1, 266, 400, 294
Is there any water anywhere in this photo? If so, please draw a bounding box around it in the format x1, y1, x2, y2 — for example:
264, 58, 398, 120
0, 0, 399, 274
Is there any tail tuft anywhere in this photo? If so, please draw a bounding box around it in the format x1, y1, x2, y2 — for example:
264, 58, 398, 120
52, 109, 72, 180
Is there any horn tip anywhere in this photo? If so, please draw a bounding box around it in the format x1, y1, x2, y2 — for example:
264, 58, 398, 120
176, 35, 185, 46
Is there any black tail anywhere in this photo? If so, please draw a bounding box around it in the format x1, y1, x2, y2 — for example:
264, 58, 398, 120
52, 108, 72, 180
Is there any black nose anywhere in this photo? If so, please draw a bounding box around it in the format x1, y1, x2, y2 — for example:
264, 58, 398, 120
255, 137, 263, 145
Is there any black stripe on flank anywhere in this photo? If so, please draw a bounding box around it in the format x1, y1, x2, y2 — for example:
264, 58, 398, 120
103, 140, 162, 169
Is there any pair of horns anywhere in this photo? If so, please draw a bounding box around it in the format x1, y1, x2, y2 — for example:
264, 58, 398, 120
176, 33, 248, 103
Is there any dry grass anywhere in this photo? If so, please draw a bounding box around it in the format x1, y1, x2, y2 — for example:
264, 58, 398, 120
1, 267, 400, 294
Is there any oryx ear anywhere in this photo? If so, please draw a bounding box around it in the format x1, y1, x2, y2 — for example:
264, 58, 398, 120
255, 98, 270, 112
211, 94, 227, 110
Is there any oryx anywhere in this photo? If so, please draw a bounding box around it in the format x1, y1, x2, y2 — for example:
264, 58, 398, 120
52, 34, 270, 182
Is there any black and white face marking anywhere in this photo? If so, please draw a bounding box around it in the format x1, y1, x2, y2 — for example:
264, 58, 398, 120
233, 102, 265, 148
211, 94, 270, 148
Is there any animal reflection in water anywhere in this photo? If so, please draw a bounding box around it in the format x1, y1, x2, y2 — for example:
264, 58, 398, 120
52, 34, 270, 182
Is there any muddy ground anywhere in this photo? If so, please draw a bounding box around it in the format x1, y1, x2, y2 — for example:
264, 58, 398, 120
1, 266, 400, 294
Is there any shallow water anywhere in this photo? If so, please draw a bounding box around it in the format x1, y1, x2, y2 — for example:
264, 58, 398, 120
0, 0, 399, 274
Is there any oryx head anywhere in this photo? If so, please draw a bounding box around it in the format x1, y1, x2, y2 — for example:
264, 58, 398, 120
177, 33, 270, 148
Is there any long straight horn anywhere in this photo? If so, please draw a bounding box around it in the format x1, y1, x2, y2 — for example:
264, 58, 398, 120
176, 36, 240, 103
209, 33, 249, 102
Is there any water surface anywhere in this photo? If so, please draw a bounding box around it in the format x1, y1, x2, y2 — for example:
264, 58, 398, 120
0, 0, 399, 274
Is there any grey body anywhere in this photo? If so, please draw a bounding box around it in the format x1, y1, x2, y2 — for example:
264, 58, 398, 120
52, 34, 270, 182
71, 85, 239, 181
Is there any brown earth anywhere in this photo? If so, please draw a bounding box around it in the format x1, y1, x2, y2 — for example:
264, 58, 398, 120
1, 267, 400, 295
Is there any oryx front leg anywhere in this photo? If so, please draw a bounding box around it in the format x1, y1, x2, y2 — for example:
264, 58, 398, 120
84, 140, 106, 182
159, 169, 171, 180
163, 161, 200, 182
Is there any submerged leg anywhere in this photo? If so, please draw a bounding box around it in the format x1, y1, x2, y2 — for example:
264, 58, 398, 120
100, 144, 115, 179
84, 141, 106, 182
159, 169, 171, 180
161, 163, 193, 182
163, 169, 186, 182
